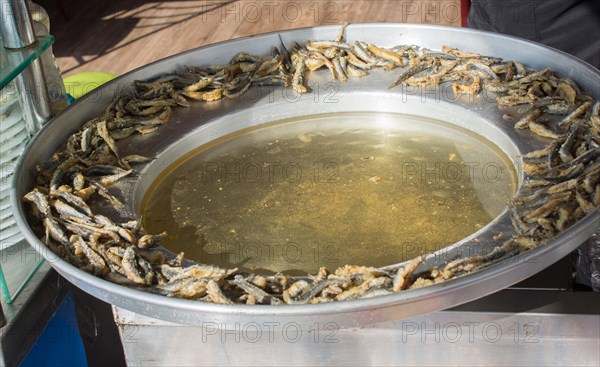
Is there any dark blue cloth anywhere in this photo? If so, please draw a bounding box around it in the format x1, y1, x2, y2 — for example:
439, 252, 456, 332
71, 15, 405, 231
467, 0, 600, 69
20, 292, 87, 367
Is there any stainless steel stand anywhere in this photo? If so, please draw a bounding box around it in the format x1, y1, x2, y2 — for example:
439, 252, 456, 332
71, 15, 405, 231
0, 0, 52, 134
113, 290, 600, 367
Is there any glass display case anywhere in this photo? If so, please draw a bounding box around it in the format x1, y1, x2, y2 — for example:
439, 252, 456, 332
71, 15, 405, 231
0, 35, 54, 303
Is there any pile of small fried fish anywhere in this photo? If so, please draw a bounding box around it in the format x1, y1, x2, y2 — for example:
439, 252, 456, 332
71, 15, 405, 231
23, 25, 599, 305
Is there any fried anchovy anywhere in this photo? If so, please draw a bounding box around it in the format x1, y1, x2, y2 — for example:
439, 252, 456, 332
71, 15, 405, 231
232, 275, 282, 305
24, 189, 51, 218
389, 61, 429, 89
97, 120, 120, 159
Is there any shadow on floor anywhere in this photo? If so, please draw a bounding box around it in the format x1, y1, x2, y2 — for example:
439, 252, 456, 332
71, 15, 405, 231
36, 0, 235, 74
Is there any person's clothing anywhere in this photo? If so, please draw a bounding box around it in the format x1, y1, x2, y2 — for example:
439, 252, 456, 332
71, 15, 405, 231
467, 0, 600, 69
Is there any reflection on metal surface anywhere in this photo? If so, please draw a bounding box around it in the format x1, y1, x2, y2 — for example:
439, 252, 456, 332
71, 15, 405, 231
12, 57, 51, 135
0, 0, 36, 49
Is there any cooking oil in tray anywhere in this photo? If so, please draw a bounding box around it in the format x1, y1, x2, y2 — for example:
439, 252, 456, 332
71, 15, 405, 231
142, 113, 517, 275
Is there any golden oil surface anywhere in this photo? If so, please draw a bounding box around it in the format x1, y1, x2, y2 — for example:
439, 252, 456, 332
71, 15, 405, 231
142, 113, 517, 274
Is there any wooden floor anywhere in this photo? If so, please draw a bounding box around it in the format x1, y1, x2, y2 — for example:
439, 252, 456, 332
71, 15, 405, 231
38, 0, 461, 77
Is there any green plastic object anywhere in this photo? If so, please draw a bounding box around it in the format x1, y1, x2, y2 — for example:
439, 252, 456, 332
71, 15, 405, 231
63, 71, 118, 99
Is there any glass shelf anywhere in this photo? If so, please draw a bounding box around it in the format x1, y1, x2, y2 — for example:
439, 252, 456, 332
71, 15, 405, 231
0, 35, 54, 89
0, 36, 53, 304
0, 242, 45, 304
0, 89, 43, 303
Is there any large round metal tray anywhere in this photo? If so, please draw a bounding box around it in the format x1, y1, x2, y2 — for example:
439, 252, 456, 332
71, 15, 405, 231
12, 24, 600, 328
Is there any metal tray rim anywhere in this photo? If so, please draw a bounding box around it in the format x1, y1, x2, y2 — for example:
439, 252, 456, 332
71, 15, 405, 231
11, 23, 600, 327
